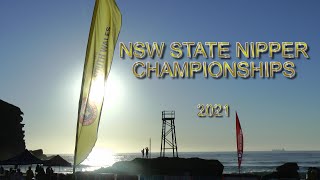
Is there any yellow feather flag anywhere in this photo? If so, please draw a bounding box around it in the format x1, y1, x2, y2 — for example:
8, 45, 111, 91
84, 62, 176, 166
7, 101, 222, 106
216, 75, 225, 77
73, 0, 121, 167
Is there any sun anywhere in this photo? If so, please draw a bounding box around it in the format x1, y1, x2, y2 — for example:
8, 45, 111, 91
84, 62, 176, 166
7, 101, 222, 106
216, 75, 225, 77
81, 148, 116, 168
103, 74, 123, 108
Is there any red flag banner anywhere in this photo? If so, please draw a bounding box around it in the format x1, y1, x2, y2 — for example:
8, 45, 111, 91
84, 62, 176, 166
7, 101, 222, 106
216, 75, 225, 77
236, 112, 243, 173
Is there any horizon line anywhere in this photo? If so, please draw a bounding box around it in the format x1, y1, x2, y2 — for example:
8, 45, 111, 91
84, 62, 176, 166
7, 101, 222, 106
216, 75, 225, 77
45, 150, 320, 155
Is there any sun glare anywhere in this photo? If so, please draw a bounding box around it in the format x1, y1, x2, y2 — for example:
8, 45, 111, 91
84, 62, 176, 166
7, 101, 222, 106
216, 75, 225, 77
104, 75, 123, 108
82, 148, 116, 168
89, 75, 105, 103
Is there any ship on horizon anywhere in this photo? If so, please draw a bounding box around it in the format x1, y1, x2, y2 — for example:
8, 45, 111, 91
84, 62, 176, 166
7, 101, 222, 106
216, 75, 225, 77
271, 148, 286, 152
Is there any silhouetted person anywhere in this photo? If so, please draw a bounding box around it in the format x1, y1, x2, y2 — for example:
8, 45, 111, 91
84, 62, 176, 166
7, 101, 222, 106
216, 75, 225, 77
4, 170, 9, 178
0, 166, 4, 174
145, 147, 149, 158
40, 165, 45, 174
35, 164, 40, 175
26, 166, 34, 180
14, 169, 23, 180
46, 166, 51, 175
46, 165, 55, 179
9, 168, 14, 180
36, 165, 45, 179
141, 148, 145, 158
9, 169, 16, 180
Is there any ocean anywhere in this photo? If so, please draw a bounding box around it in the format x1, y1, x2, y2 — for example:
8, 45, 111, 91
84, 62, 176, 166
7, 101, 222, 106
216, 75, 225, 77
56, 151, 320, 174
6, 151, 319, 174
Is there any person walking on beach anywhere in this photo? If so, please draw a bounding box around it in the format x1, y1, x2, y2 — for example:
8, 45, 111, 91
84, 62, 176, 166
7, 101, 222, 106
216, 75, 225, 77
145, 147, 149, 159
141, 148, 145, 158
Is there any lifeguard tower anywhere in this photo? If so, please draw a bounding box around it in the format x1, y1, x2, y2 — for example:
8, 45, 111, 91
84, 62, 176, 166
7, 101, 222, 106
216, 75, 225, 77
160, 111, 178, 157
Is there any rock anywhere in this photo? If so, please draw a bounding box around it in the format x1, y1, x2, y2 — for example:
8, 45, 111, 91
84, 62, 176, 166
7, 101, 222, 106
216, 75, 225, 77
0, 99, 25, 161
96, 157, 224, 176
276, 162, 299, 179
307, 167, 320, 180
30, 149, 47, 160
262, 162, 300, 180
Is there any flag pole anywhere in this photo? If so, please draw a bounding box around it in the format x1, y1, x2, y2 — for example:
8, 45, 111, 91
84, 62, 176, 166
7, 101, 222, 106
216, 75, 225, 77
149, 138, 151, 158
73, 114, 81, 174
73, 93, 85, 175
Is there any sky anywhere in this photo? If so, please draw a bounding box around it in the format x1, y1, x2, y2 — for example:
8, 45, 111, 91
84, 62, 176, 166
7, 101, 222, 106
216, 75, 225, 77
0, 0, 319, 155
